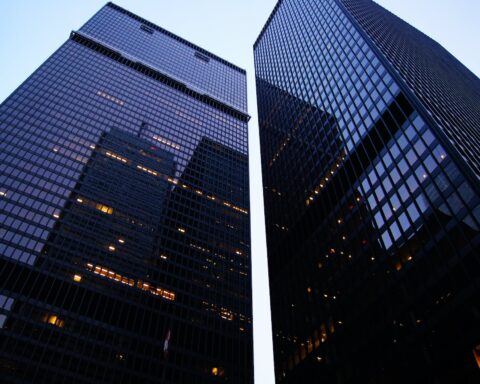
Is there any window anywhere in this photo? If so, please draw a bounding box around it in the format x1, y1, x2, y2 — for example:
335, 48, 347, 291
96, 203, 113, 215
140, 24, 154, 34
211, 367, 224, 377
42, 314, 65, 328
194, 51, 210, 63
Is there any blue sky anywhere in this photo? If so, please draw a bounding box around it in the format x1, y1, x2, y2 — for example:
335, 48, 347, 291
1, 1, 479, 383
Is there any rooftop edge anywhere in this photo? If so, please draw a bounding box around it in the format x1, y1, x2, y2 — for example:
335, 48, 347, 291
106, 2, 247, 75
71, 31, 250, 122
254, 0, 284, 49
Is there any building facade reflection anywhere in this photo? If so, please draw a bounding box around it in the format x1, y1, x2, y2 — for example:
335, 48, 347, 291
0, 3, 252, 383
255, 1, 480, 382
156, 137, 251, 380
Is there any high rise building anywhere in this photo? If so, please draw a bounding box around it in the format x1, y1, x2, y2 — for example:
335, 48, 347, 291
254, 0, 480, 382
0, 3, 252, 383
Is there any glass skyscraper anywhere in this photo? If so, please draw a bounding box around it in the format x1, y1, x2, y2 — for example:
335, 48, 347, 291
254, 0, 480, 382
0, 3, 252, 383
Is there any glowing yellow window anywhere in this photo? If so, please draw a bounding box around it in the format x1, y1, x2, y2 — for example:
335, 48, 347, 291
211, 367, 224, 377
44, 314, 65, 328
96, 204, 113, 214
73, 274, 82, 282
320, 324, 327, 342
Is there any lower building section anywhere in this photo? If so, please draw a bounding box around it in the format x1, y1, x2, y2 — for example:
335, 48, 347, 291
0, 128, 252, 383
257, 79, 480, 383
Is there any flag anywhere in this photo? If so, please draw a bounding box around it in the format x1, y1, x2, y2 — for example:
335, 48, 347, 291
163, 329, 171, 359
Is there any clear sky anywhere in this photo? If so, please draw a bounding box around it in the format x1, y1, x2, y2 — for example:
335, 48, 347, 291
0, 1, 479, 383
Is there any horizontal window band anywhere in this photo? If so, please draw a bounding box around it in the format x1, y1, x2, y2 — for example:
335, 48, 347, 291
70, 31, 250, 123
106, 2, 246, 75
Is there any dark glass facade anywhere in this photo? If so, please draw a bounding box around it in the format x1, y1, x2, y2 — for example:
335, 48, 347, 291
254, 0, 480, 383
0, 3, 252, 383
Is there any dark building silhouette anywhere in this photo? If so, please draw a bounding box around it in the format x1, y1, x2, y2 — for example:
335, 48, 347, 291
255, 1, 480, 383
157, 138, 251, 376
0, 3, 252, 383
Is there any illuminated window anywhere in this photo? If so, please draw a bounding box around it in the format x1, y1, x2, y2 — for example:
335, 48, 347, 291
73, 274, 82, 282
105, 151, 128, 163
96, 204, 113, 215
177, 227, 186, 233
232, 205, 248, 214
86, 263, 175, 300
162, 291, 175, 301
42, 314, 64, 328
211, 367, 224, 377
108, 245, 116, 252
320, 324, 327, 342
220, 308, 234, 321
136, 164, 158, 176
96, 90, 125, 106
329, 320, 335, 334
116, 353, 126, 361
152, 134, 181, 150
165, 179, 247, 215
